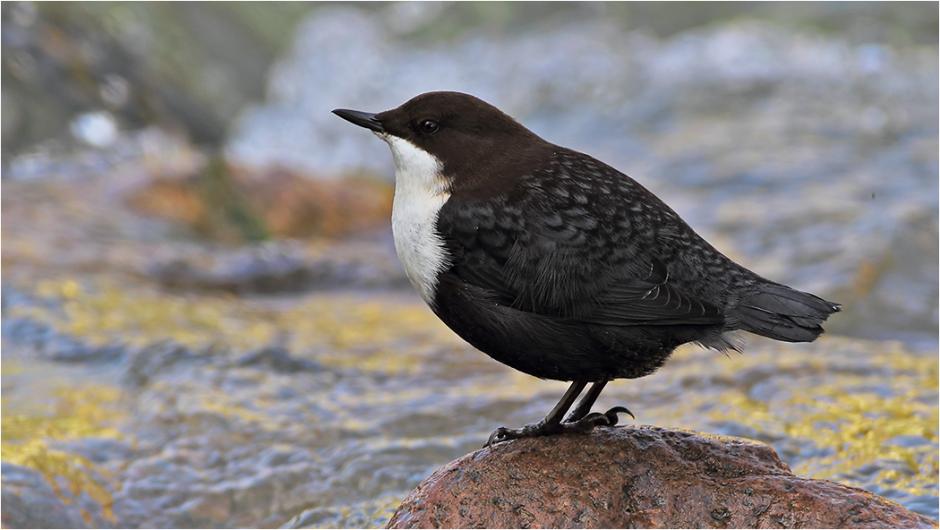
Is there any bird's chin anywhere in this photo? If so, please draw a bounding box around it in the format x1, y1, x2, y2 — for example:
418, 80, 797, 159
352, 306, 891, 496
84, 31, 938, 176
372, 131, 391, 141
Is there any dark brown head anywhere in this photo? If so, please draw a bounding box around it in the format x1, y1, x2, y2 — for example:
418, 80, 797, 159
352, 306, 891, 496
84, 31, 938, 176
333, 92, 550, 193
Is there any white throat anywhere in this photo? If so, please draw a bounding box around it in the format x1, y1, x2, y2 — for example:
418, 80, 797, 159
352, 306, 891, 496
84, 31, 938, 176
380, 134, 451, 305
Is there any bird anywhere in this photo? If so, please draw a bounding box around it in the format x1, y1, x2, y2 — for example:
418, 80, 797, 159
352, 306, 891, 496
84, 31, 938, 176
332, 91, 840, 447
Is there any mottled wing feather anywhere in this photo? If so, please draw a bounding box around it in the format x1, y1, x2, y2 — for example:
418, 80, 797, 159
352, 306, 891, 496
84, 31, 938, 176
438, 150, 726, 328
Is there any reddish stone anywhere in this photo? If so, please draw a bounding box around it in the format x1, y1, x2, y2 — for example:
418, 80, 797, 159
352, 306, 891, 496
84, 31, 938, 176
388, 426, 936, 529
127, 163, 392, 241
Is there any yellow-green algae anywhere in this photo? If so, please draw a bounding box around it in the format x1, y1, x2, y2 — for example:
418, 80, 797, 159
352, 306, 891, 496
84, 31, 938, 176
695, 340, 939, 500
2, 384, 123, 523
14, 278, 454, 375
789, 388, 938, 495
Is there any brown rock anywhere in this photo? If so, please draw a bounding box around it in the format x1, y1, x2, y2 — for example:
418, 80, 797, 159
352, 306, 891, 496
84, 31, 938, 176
127, 161, 392, 242
230, 166, 392, 239
387, 426, 936, 529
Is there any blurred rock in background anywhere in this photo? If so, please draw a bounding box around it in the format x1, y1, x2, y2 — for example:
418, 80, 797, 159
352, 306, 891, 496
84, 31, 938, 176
5, 3, 936, 164
2, 2, 313, 155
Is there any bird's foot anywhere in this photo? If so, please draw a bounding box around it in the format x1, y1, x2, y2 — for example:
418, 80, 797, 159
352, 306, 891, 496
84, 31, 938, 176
485, 420, 559, 447
484, 406, 635, 447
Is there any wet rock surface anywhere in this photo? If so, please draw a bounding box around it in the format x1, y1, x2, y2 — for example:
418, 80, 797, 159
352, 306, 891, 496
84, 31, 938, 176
388, 428, 937, 529
1, 463, 109, 529
146, 240, 406, 294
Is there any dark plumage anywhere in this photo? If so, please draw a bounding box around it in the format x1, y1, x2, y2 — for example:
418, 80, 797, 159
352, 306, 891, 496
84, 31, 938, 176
333, 91, 841, 444
434, 146, 839, 381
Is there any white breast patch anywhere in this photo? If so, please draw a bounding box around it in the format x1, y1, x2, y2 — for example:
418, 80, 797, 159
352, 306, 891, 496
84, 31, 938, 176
380, 134, 451, 305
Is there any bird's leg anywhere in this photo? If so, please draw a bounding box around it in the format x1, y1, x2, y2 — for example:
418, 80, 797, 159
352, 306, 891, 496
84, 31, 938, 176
563, 379, 635, 429
564, 380, 608, 422
485, 380, 587, 447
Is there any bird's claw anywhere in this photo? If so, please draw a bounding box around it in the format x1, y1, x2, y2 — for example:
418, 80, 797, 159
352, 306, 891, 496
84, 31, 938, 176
605, 405, 635, 424
485, 426, 512, 447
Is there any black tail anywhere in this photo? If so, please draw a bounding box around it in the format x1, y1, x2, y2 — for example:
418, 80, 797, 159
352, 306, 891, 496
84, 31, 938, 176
733, 282, 841, 342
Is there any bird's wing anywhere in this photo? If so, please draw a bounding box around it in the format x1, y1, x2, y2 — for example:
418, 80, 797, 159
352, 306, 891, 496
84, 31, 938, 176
437, 150, 726, 327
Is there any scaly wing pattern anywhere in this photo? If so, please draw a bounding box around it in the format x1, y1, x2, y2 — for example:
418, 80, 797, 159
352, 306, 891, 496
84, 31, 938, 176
437, 150, 729, 329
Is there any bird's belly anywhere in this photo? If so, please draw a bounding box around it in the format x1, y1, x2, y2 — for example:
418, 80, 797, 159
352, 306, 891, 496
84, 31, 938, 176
391, 187, 450, 305
432, 274, 680, 381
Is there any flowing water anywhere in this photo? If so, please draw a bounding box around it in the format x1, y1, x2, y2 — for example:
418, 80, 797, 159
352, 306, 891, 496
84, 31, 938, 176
2, 7, 938, 528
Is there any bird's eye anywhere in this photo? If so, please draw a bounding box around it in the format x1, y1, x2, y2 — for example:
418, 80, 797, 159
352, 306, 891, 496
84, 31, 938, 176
418, 119, 439, 134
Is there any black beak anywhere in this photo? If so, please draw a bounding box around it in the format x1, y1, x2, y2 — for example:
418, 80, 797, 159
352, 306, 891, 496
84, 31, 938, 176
332, 109, 385, 133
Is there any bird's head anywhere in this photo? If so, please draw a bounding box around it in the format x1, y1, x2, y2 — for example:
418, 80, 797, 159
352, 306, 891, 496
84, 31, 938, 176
333, 91, 544, 194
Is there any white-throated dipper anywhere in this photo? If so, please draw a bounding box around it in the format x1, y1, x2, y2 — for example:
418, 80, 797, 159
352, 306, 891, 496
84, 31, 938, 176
333, 92, 840, 446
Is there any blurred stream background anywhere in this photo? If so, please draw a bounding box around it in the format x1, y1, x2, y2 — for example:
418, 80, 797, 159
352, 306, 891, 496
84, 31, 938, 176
2, 2, 938, 527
